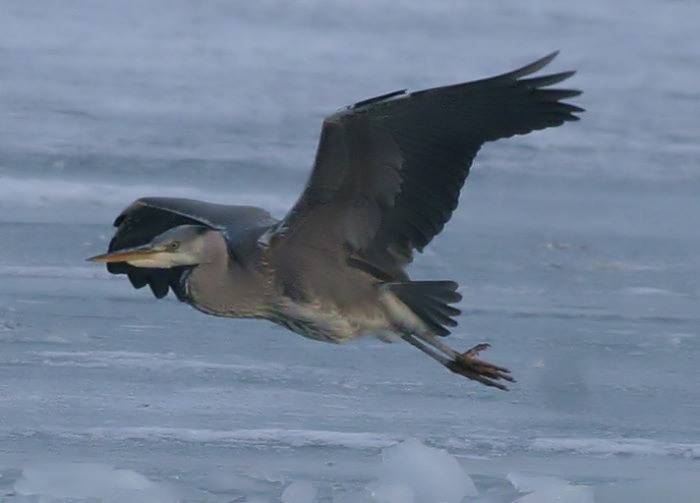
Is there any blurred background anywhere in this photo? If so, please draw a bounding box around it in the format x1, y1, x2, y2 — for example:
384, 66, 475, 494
1, 1, 699, 502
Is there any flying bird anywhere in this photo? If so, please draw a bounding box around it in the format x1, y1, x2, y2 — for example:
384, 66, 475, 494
89, 52, 582, 390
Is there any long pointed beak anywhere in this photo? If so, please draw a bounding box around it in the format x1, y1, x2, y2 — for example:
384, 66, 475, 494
86, 245, 160, 263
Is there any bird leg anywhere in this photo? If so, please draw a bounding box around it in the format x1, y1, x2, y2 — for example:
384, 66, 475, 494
401, 333, 452, 366
404, 332, 514, 390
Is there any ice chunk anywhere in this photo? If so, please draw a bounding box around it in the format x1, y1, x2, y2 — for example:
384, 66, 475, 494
281, 480, 318, 503
372, 438, 477, 503
13, 463, 177, 502
370, 482, 415, 503
513, 484, 594, 503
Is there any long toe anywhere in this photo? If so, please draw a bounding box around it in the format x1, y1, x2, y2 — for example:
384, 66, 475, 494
446, 345, 515, 390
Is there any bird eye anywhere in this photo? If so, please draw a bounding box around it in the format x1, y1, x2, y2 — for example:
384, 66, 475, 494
168, 241, 180, 251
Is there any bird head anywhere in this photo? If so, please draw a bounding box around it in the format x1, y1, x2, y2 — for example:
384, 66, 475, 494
87, 225, 218, 268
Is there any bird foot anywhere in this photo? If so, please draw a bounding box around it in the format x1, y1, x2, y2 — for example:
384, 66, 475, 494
446, 343, 514, 390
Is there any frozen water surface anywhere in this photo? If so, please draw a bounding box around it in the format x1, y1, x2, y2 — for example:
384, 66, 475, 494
1, 0, 699, 501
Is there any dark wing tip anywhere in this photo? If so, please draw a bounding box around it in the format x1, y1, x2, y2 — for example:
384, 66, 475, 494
520, 71, 576, 88
561, 102, 586, 114
500, 54, 582, 105
507, 51, 560, 79
513, 56, 583, 124
149, 278, 169, 299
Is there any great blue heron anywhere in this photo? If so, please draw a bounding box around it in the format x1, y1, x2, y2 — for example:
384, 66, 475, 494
89, 52, 582, 390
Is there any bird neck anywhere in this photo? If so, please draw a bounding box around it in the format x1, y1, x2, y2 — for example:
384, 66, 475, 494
185, 234, 269, 318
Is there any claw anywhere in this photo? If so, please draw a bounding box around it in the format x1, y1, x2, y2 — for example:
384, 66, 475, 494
462, 343, 491, 358
447, 342, 515, 390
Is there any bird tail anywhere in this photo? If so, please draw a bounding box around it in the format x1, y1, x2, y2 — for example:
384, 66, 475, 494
385, 281, 462, 336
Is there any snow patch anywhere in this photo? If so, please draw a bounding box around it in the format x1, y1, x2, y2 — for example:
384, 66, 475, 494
0, 265, 108, 279
513, 484, 595, 503
532, 437, 700, 459
595, 475, 700, 503
507, 472, 571, 492
0, 175, 290, 214
622, 287, 676, 296
507, 473, 594, 503
281, 480, 318, 503
36, 349, 267, 372
80, 425, 397, 450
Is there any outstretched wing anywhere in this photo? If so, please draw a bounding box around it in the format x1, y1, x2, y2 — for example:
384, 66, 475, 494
103, 197, 277, 299
273, 52, 583, 279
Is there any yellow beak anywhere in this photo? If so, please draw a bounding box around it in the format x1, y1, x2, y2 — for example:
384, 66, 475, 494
86, 245, 160, 263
